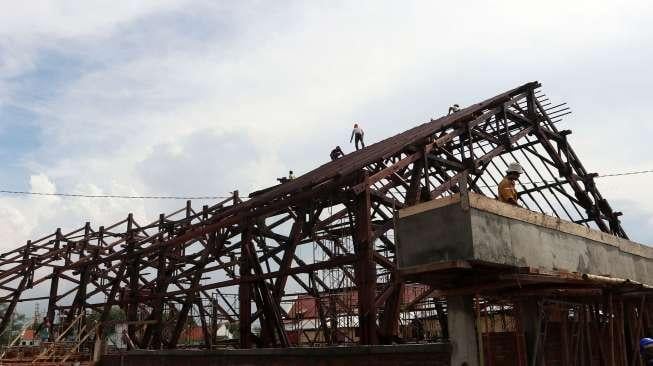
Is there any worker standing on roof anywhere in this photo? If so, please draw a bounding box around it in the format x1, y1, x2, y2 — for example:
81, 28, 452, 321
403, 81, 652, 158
498, 162, 523, 206
350, 123, 365, 150
288, 170, 295, 180
330, 146, 344, 161
448, 104, 460, 115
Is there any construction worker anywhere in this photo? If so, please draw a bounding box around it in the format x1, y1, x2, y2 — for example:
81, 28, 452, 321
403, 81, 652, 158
498, 162, 523, 206
330, 146, 344, 161
447, 104, 460, 115
276, 171, 295, 184
35, 316, 51, 342
350, 123, 365, 150
641, 338, 653, 365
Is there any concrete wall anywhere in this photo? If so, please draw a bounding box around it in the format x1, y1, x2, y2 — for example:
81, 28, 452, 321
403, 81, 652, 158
396, 203, 473, 268
101, 344, 451, 366
396, 193, 653, 284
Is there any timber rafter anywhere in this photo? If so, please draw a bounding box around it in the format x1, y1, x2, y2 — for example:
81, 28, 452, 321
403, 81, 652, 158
0, 81, 628, 348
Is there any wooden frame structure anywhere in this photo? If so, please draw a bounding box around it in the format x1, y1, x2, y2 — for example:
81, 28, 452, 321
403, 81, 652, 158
0, 81, 632, 354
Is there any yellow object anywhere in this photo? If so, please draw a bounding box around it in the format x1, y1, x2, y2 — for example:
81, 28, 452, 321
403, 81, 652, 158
498, 177, 518, 205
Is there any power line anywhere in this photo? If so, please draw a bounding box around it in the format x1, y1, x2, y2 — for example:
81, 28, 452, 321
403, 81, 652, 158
479, 169, 653, 189
0, 190, 236, 200
596, 169, 653, 178
0, 169, 651, 200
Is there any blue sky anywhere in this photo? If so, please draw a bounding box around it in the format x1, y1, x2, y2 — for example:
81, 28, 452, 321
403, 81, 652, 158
1, 0, 653, 251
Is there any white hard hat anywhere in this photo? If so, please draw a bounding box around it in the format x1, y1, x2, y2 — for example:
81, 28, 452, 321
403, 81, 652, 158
506, 162, 524, 174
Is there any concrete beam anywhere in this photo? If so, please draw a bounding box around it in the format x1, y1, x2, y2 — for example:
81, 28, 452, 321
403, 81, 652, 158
396, 193, 653, 285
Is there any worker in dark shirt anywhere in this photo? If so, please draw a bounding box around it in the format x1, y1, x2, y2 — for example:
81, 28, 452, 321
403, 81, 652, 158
277, 170, 295, 184
330, 146, 344, 161
36, 317, 51, 342
448, 104, 461, 115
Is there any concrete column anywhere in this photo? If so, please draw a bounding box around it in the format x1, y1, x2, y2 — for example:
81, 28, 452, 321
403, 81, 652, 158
448, 295, 479, 366
519, 299, 541, 366
92, 336, 107, 364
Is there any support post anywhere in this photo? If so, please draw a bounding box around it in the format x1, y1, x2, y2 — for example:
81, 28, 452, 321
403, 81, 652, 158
239, 225, 252, 349
92, 329, 107, 364
354, 172, 378, 345
125, 214, 139, 342
46, 267, 60, 333
448, 295, 479, 366
519, 298, 542, 366
381, 282, 403, 343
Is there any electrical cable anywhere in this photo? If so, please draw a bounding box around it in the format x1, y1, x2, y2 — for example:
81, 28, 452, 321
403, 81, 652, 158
0, 191, 236, 200
0, 169, 651, 199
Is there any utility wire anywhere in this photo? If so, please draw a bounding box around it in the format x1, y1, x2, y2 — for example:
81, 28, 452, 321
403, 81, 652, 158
596, 169, 653, 178
478, 169, 653, 189
0, 191, 236, 200
0, 169, 652, 200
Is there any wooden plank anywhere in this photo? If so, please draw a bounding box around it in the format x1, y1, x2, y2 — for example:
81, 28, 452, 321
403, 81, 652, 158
397, 260, 472, 277
397, 195, 460, 218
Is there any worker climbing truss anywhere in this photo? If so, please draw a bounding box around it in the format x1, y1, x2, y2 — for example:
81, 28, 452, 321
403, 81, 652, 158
0, 81, 630, 350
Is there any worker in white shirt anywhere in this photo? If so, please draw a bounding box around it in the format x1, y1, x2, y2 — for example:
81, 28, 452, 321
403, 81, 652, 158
448, 104, 460, 115
350, 123, 365, 150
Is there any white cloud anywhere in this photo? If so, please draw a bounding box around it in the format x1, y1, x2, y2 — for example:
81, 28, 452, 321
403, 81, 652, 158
0, 0, 652, 253
0, 1, 185, 38
0, 173, 152, 252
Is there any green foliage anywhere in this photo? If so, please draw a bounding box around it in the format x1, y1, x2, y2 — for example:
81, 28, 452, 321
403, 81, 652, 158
0, 304, 27, 346
88, 306, 126, 337
226, 321, 240, 338
108, 307, 127, 322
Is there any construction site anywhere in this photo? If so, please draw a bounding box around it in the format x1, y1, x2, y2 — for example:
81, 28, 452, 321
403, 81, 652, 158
0, 81, 651, 366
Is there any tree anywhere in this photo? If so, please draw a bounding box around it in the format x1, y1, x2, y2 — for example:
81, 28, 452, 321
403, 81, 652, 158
87, 306, 126, 337
226, 321, 239, 339
0, 304, 27, 346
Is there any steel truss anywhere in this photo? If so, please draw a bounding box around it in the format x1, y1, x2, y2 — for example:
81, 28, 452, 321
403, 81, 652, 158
0, 81, 628, 349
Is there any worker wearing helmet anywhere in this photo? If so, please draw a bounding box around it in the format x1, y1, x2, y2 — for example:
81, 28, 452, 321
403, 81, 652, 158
498, 162, 523, 206
641, 338, 653, 364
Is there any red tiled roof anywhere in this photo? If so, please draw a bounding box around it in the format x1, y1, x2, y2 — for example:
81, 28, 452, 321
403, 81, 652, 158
286, 284, 429, 320
22, 329, 36, 341
180, 326, 205, 342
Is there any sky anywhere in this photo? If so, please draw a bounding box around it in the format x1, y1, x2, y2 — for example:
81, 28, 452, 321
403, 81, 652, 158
1, 0, 653, 253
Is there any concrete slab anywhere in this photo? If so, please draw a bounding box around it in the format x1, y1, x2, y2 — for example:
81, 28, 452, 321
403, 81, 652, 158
396, 193, 653, 285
